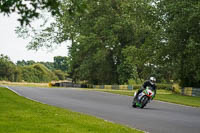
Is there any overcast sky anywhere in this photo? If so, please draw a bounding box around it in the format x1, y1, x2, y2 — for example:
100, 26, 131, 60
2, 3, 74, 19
0, 14, 69, 63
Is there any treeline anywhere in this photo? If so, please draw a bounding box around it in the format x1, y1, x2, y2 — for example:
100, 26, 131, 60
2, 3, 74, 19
3, 0, 200, 87
43, 0, 199, 87
0, 54, 69, 83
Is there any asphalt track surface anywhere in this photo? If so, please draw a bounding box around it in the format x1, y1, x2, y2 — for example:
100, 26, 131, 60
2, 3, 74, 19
4, 86, 200, 133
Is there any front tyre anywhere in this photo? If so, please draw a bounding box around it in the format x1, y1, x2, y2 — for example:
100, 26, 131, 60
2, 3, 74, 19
140, 96, 149, 108
132, 97, 137, 108
132, 101, 137, 108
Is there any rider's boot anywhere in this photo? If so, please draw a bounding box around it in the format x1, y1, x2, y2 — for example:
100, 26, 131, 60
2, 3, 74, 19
134, 94, 139, 102
134, 92, 139, 102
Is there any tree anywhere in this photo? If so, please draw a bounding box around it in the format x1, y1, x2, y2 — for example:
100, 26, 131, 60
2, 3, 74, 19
66, 0, 159, 84
17, 0, 200, 86
17, 60, 35, 66
39, 61, 54, 70
53, 56, 69, 72
63, 0, 135, 84
17, 0, 157, 84
0, 0, 60, 25
0, 54, 20, 81
156, 0, 200, 87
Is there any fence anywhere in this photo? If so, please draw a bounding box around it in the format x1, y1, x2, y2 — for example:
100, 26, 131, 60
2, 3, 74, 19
50, 82, 200, 97
93, 85, 134, 90
182, 87, 200, 96
50, 82, 172, 91
51, 82, 134, 90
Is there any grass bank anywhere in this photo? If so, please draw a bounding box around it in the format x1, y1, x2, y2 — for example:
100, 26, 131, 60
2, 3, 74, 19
0, 87, 142, 133
84, 88, 200, 107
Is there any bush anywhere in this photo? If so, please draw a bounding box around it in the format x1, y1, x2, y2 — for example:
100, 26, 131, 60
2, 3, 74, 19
21, 66, 41, 82
156, 83, 172, 90
0, 54, 70, 83
21, 64, 58, 83
128, 79, 144, 85
53, 70, 65, 80
172, 83, 182, 94
132, 84, 142, 90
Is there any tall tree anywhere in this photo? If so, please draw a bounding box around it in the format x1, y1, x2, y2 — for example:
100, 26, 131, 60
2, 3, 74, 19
0, 54, 20, 81
156, 0, 200, 87
54, 56, 69, 72
17, 60, 35, 66
18, 0, 156, 84
62, 0, 137, 84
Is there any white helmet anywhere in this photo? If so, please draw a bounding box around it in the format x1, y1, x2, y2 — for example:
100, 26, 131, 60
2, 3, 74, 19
150, 77, 156, 85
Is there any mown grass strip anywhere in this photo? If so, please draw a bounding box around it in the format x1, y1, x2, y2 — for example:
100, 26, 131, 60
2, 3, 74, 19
0, 87, 142, 133
83, 88, 172, 96
84, 88, 200, 107
156, 94, 200, 107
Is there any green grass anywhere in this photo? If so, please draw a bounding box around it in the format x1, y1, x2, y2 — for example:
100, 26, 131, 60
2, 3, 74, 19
84, 88, 200, 107
0, 87, 143, 133
156, 94, 200, 107
83, 88, 172, 96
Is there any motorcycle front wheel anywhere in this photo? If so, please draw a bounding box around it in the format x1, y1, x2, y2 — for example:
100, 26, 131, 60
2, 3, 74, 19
140, 95, 149, 108
132, 97, 137, 108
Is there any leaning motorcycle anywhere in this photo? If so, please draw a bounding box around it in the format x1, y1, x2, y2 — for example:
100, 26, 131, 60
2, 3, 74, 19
132, 86, 155, 108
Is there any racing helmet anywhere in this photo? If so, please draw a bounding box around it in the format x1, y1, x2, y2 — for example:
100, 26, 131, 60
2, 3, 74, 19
150, 77, 156, 85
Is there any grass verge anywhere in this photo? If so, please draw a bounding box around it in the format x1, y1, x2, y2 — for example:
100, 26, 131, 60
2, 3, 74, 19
0, 87, 142, 133
84, 88, 200, 107
156, 94, 200, 107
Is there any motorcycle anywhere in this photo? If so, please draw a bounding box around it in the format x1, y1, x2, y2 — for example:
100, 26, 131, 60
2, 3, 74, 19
132, 86, 155, 108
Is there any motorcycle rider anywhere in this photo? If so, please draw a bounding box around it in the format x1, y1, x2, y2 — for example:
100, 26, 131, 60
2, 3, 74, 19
134, 77, 157, 101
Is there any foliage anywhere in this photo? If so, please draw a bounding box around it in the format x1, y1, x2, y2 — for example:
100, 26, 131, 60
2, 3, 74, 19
156, 83, 172, 90
0, 54, 71, 83
128, 79, 143, 85
17, 60, 35, 66
53, 56, 69, 72
38, 61, 55, 70
156, 0, 200, 87
17, 60, 55, 71
172, 83, 182, 94
54, 0, 156, 84
0, 54, 20, 81
15, 0, 155, 84
0, 0, 60, 25
16, 57, 70, 82
5, 0, 200, 87
20, 64, 58, 82
53, 70, 65, 80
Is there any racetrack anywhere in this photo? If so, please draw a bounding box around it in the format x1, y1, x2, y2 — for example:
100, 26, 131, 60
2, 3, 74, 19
5, 86, 200, 133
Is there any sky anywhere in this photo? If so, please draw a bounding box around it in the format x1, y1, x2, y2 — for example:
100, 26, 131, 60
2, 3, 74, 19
0, 14, 69, 63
